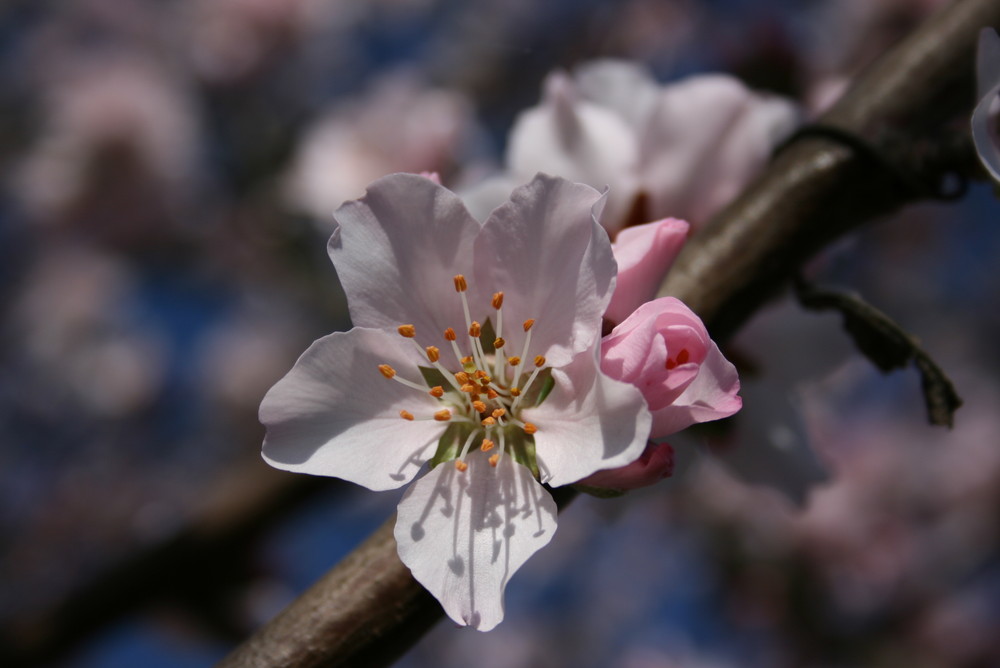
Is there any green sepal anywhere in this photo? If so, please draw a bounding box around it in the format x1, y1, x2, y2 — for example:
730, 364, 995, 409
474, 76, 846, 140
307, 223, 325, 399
535, 373, 555, 406
427, 423, 463, 469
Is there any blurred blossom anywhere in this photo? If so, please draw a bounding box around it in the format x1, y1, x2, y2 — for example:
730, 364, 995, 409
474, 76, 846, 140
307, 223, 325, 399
197, 309, 311, 415
14, 56, 202, 226
184, 0, 344, 82
283, 74, 480, 229
10, 246, 167, 417
461, 61, 799, 234
972, 28, 1000, 182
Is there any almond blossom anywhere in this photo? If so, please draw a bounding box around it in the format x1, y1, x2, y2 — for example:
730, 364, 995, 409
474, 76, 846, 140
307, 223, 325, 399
461, 61, 799, 235
259, 173, 651, 630
973, 27, 1000, 182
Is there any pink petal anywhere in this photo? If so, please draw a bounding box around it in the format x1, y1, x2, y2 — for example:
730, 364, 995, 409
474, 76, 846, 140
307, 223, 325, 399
577, 441, 675, 491
605, 218, 690, 327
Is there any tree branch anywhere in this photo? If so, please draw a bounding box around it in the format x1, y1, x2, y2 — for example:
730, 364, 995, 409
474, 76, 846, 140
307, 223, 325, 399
218, 0, 1000, 665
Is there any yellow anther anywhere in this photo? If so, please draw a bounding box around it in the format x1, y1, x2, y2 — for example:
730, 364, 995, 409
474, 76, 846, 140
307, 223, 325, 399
455, 460, 469, 472
507, 356, 521, 366
453, 275, 468, 292
523, 422, 538, 434
480, 439, 495, 452
534, 355, 546, 368
489, 454, 499, 467
399, 410, 414, 421
510, 387, 521, 397
460, 383, 478, 394
486, 388, 499, 399
491, 408, 506, 419
455, 371, 471, 384
494, 337, 506, 349
479, 378, 492, 388
523, 319, 535, 332
397, 324, 416, 338
434, 409, 452, 422
492, 292, 504, 309
444, 328, 457, 341
469, 321, 481, 338
425, 346, 440, 363
481, 416, 496, 427
472, 400, 487, 413
461, 356, 473, 364
429, 386, 444, 398
378, 364, 396, 379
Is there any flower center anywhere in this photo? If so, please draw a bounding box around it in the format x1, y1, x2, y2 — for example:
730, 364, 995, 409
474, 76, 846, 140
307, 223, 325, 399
378, 274, 551, 473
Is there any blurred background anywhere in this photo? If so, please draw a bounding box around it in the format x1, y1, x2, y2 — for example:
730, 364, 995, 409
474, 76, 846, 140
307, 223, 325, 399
2, 0, 999, 666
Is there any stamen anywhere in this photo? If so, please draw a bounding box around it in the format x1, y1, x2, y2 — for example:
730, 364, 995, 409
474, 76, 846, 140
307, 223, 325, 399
461, 356, 473, 364
510, 387, 521, 397
399, 410, 414, 421
481, 416, 496, 427
523, 319, 535, 331
489, 453, 499, 467
434, 409, 452, 422
492, 292, 504, 309
469, 321, 481, 338
496, 430, 507, 466
480, 438, 495, 452
453, 275, 468, 292
491, 408, 506, 418
429, 386, 444, 398
456, 431, 478, 468
455, 371, 471, 384
425, 346, 440, 363
460, 383, 478, 394
507, 356, 521, 367
444, 328, 457, 341
379, 363, 434, 393
486, 388, 499, 399
455, 460, 469, 472
398, 324, 416, 338
523, 423, 537, 434
472, 400, 487, 413
534, 355, 546, 367
494, 337, 505, 349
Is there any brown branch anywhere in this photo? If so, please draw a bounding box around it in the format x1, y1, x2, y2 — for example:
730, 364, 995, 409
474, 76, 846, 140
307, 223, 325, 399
218, 0, 1000, 665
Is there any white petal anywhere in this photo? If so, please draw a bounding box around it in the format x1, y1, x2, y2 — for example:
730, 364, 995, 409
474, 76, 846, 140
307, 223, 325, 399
260, 328, 445, 491
474, 174, 616, 368
639, 74, 799, 225
395, 451, 558, 631
973, 29, 1000, 182
328, 173, 482, 348
573, 59, 661, 131
507, 73, 640, 231
523, 348, 652, 487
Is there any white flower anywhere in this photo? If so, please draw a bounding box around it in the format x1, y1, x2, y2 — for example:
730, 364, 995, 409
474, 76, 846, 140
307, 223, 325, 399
973, 28, 1000, 182
260, 173, 651, 630
462, 61, 800, 234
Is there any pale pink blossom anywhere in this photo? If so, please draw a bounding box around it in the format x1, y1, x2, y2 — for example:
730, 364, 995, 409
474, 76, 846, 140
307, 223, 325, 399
260, 173, 651, 630
462, 61, 799, 234
605, 217, 689, 327
601, 297, 742, 438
